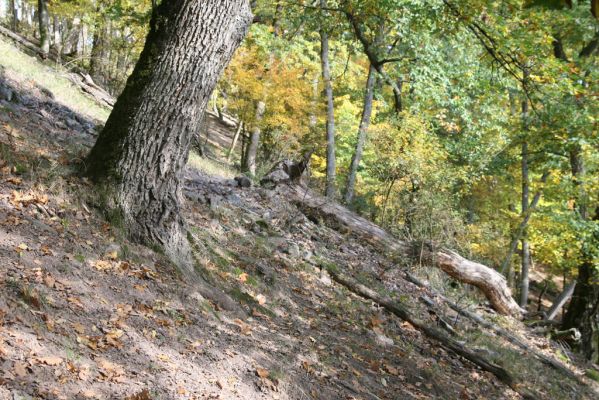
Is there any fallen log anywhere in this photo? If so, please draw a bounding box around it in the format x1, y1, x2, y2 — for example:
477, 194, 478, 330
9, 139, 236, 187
403, 271, 583, 382
325, 266, 543, 398
288, 185, 523, 317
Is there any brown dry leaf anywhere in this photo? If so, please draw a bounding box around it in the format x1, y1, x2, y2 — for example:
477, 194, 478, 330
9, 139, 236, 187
5, 177, 22, 185
233, 319, 252, 335
16, 243, 28, 252
73, 322, 86, 334
369, 316, 384, 328
80, 389, 100, 399
92, 260, 113, 272
301, 360, 313, 372
133, 284, 146, 292
96, 357, 125, 380
104, 329, 124, 348
256, 294, 266, 305
67, 296, 84, 309
384, 363, 399, 376
251, 308, 270, 320
125, 389, 152, 400
14, 361, 28, 377
44, 274, 56, 288
256, 367, 270, 379
40, 245, 53, 256
43, 315, 55, 332
37, 356, 63, 366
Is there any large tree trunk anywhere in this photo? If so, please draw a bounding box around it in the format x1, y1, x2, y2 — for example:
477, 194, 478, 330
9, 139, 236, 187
344, 64, 376, 204
85, 0, 253, 272
37, 0, 49, 57
320, 0, 336, 198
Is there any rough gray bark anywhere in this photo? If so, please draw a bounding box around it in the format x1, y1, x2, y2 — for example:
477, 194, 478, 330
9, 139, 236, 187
85, 0, 253, 273
320, 0, 336, 198
244, 100, 265, 176
344, 64, 376, 204
37, 0, 50, 56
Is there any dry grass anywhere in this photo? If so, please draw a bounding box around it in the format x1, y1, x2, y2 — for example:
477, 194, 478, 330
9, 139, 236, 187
0, 37, 110, 121
187, 151, 238, 179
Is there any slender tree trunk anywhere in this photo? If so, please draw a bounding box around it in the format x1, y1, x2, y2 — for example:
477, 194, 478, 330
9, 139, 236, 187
9, 0, 17, 31
520, 140, 530, 308
89, 11, 106, 85
344, 64, 376, 204
37, 0, 49, 56
547, 281, 576, 321
244, 100, 265, 176
562, 147, 599, 362
63, 17, 80, 56
519, 70, 531, 309
499, 172, 549, 276
227, 121, 243, 163
320, 0, 336, 198
85, 0, 253, 272
52, 15, 62, 62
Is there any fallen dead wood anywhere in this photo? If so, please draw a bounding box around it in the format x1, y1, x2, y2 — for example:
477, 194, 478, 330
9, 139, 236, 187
288, 185, 523, 317
66, 72, 115, 108
326, 266, 542, 398
403, 271, 583, 383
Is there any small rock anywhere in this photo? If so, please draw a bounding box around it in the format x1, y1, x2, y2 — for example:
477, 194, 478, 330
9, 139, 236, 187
235, 175, 252, 188
374, 333, 394, 347
208, 194, 222, 210
226, 193, 243, 206
319, 269, 332, 286
0, 85, 13, 102
65, 118, 81, 130
287, 243, 300, 258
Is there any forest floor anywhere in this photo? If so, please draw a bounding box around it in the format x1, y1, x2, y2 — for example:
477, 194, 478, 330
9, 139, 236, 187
0, 36, 598, 400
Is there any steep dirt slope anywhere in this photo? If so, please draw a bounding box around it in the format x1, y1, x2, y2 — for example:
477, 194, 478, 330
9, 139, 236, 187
0, 37, 598, 399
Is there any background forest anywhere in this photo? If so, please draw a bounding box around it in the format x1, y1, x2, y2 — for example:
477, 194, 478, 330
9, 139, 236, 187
0, 0, 598, 362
